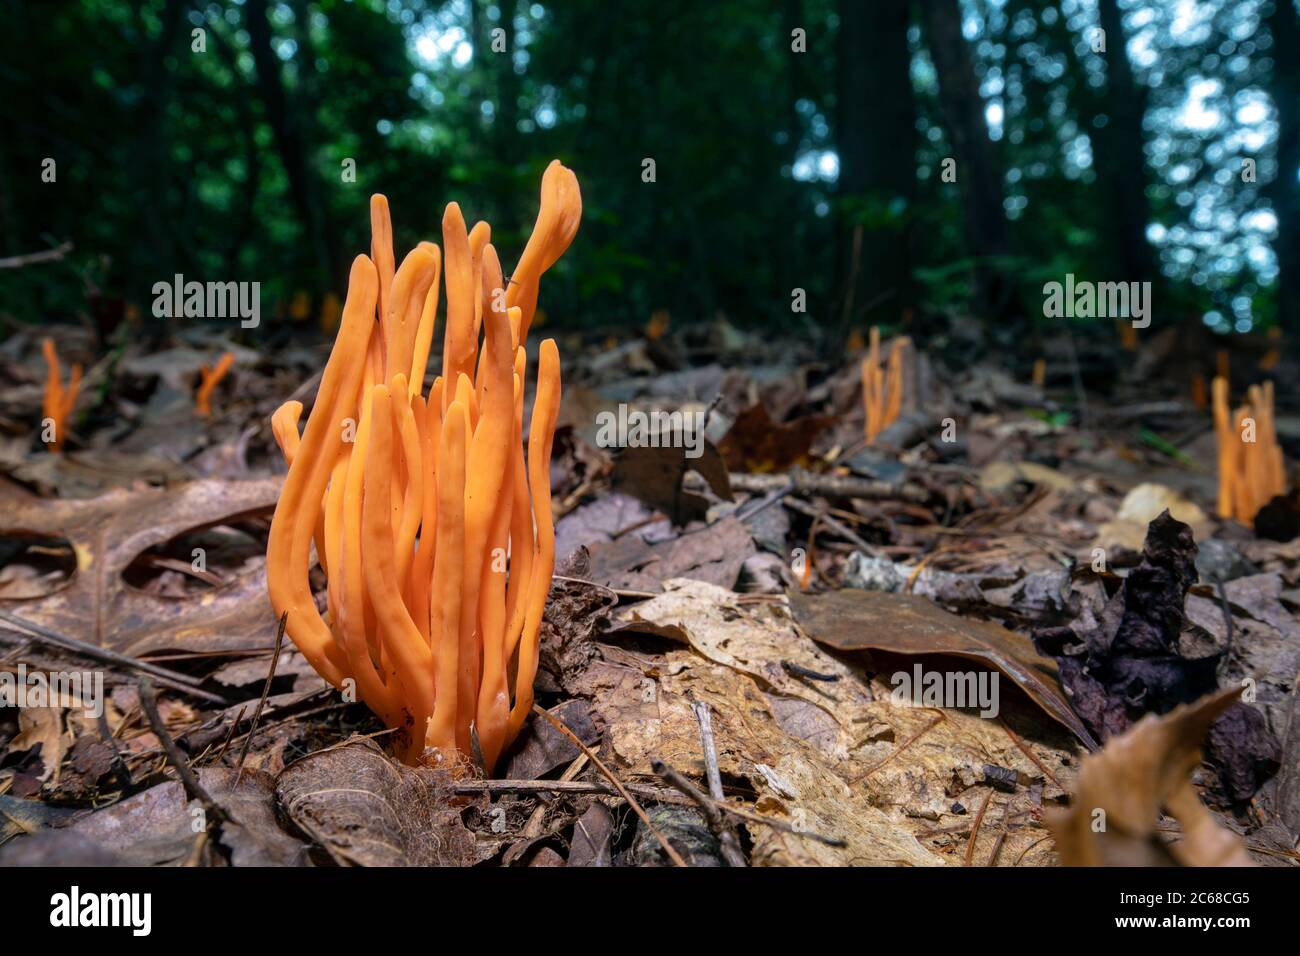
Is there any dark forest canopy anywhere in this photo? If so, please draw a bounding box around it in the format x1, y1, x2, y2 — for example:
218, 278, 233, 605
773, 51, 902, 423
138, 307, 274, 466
1, 0, 1297, 346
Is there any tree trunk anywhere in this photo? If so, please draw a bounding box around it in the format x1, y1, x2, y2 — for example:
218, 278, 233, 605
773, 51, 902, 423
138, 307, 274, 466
922, 0, 1017, 322
245, 0, 338, 294
835, 0, 917, 335
1266, 0, 1300, 337
1095, 0, 1158, 286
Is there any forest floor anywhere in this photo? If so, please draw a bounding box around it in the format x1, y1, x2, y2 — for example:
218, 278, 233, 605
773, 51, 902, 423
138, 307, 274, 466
0, 315, 1296, 867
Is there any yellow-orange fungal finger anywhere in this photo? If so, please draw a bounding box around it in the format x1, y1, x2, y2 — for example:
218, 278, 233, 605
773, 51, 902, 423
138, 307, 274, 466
507, 338, 561, 743
386, 247, 438, 387
271, 401, 304, 465
504, 355, 533, 661
363, 385, 435, 752
441, 203, 476, 407
428, 400, 469, 758
338, 348, 400, 717
196, 351, 236, 416
390, 374, 424, 590
454, 372, 479, 430
408, 250, 442, 399
1212, 376, 1233, 520
469, 221, 491, 345
371, 195, 396, 345
267, 255, 379, 686
508, 161, 582, 340
410, 378, 443, 644
456, 244, 515, 756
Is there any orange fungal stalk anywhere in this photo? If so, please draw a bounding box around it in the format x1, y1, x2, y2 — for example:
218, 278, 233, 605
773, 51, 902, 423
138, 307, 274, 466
196, 351, 236, 416
860, 327, 910, 443
1212, 375, 1287, 524
267, 161, 580, 771
41, 338, 82, 453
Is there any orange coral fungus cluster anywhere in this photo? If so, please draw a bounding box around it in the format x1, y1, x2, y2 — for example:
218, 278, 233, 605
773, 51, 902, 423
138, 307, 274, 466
195, 352, 235, 416
41, 338, 82, 453
267, 161, 581, 771
1212, 376, 1287, 523
860, 327, 910, 443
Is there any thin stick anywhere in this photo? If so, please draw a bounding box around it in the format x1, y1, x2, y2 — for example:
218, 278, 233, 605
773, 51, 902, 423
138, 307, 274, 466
854, 711, 946, 782
451, 777, 691, 803
138, 677, 229, 826
652, 758, 745, 866
690, 699, 746, 866
0, 240, 73, 269
0, 608, 225, 703
235, 611, 287, 784
730, 469, 930, 504
998, 717, 1063, 791
532, 703, 688, 867
964, 788, 994, 867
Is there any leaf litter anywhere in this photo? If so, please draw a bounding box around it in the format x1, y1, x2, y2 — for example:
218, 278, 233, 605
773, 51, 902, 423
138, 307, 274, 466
0, 320, 1296, 867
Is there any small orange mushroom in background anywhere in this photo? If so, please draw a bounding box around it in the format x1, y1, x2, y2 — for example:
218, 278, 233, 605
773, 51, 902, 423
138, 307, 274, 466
267, 161, 580, 772
1190, 373, 1207, 410
1258, 327, 1282, 371
41, 338, 82, 453
860, 327, 910, 443
1118, 320, 1138, 351
1212, 375, 1287, 524
1032, 358, 1047, 388
195, 351, 236, 417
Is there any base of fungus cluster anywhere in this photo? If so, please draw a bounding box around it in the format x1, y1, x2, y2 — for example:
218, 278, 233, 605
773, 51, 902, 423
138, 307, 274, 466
267, 162, 581, 773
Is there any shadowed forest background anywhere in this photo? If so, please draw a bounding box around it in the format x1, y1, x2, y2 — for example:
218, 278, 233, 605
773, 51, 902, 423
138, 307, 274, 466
1, 0, 1297, 349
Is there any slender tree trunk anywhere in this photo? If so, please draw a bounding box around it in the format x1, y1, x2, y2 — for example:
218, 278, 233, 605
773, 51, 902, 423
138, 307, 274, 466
245, 0, 338, 293
835, 0, 917, 334
922, 0, 1016, 323
1095, 0, 1158, 286
1266, 0, 1300, 336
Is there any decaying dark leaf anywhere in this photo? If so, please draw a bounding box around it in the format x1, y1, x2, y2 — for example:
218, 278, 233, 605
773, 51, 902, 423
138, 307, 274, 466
1047, 687, 1253, 866
611, 439, 733, 525
1032, 510, 1278, 800
1, 768, 308, 866
716, 402, 835, 474
791, 587, 1098, 749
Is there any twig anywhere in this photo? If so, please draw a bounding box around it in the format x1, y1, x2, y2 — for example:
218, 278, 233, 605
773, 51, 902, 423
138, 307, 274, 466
137, 677, 229, 827
94, 707, 132, 791
998, 717, 1063, 791
783, 496, 878, 554
964, 788, 994, 867
986, 796, 1014, 867
689, 699, 746, 866
235, 611, 287, 784
519, 753, 589, 839
532, 703, 689, 867
652, 759, 746, 866
0, 608, 226, 703
450, 777, 692, 803
853, 711, 946, 782
729, 469, 930, 503
1215, 579, 1235, 654
0, 240, 73, 269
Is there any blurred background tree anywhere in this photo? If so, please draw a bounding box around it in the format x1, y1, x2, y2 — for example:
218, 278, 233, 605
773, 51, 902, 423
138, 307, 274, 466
0, 0, 1294, 346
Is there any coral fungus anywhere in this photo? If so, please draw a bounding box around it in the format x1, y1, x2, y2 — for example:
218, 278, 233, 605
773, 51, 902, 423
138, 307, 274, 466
267, 161, 580, 771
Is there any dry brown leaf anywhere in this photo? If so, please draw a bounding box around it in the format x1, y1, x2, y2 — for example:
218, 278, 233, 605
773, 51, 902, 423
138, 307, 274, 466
0, 478, 282, 656
1046, 687, 1252, 866
586, 581, 1075, 864
790, 588, 1097, 749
